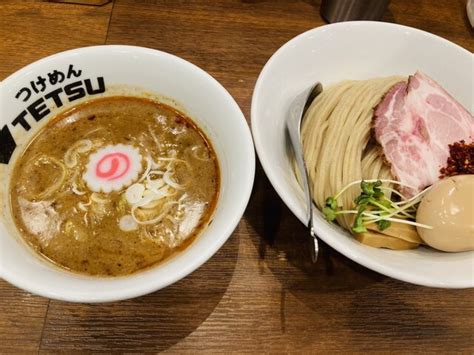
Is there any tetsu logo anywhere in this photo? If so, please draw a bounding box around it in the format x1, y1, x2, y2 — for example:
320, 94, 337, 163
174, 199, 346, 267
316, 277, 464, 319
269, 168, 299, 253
0, 75, 106, 164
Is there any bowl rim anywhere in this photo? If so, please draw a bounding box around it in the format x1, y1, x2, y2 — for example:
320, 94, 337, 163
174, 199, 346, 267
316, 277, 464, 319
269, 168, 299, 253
251, 21, 474, 289
0, 45, 256, 302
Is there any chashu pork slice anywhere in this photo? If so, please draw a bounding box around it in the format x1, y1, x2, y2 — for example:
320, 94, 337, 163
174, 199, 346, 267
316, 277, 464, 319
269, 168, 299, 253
373, 71, 473, 197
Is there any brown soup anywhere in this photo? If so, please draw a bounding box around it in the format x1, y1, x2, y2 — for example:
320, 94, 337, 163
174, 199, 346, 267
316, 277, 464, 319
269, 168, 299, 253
10, 96, 220, 276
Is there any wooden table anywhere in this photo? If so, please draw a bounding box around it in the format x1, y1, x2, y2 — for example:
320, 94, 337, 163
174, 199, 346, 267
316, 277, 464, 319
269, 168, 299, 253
1, 0, 473, 352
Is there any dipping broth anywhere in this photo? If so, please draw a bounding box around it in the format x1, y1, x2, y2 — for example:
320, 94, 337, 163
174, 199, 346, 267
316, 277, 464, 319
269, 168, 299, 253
10, 96, 220, 276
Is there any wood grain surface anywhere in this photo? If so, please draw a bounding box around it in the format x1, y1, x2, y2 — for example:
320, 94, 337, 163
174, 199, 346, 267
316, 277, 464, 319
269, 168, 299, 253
1, 0, 473, 353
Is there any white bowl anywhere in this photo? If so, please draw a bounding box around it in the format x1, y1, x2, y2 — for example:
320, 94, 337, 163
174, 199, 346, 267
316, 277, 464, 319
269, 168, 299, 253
0, 45, 255, 302
251, 22, 474, 288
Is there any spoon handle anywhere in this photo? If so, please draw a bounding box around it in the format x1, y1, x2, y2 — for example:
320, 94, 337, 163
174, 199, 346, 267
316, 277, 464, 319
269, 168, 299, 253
287, 86, 320, 262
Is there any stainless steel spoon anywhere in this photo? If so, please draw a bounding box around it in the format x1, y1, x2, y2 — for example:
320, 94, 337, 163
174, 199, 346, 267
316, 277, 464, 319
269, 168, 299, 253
286, 82, 323, 263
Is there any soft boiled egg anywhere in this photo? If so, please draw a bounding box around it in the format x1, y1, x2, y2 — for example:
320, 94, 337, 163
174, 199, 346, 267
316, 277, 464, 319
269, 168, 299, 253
416, 175, 474, 252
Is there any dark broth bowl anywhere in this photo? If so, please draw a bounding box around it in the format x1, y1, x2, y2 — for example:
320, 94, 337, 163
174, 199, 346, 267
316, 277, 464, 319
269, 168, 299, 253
0, 45, 255, 302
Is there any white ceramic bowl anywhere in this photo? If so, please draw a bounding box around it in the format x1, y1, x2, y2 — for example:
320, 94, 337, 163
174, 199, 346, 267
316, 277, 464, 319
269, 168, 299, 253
0, 45, 255, 302
251, 22, 474, 288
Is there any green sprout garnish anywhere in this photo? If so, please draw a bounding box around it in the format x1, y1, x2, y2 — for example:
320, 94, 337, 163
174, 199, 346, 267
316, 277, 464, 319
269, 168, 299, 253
376, 219, 391, 231
322, 196, 339, 221
322, 179, 433, 233
322, 206, 337, 222
352, 206, 368, 233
